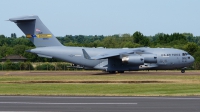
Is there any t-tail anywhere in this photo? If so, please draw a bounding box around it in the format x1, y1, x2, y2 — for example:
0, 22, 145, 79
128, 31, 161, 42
9, 15, 63, 47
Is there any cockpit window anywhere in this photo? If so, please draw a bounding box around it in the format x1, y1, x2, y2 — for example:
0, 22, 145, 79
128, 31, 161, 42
182, 53, 188, 56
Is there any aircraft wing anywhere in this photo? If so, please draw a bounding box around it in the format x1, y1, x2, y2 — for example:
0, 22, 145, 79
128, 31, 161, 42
90, 51, 134, 60
82, 49, 149, 60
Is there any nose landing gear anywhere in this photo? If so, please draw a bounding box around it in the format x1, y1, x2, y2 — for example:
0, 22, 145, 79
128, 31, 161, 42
181, 67, 187, 73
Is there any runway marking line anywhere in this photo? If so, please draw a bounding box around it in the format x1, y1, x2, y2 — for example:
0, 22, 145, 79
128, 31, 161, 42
0, 102, 137, 105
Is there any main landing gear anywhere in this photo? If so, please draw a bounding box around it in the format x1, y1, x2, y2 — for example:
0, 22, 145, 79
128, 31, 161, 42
181, 69, 185, 73
181, 68, 185, 73
108, 71, 124, 74
109, 71, 116, 74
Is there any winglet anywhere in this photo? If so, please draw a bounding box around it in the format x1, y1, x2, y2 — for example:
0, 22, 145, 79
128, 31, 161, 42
82, 49, 91, 59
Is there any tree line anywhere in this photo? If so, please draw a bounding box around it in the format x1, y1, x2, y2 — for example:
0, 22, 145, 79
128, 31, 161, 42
0, 60, 79, 71
0, 31, 200, 69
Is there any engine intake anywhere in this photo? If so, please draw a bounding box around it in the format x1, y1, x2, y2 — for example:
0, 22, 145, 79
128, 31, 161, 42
142, 54, 157, 63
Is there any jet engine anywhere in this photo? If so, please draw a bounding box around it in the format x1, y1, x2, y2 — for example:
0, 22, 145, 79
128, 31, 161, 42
121, 54, 157, 65
122, 55, 144, 65
142, 54, 157, 63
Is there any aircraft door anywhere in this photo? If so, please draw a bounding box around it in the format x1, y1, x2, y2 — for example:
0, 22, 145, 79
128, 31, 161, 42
182, 57, 187, 62
182, 53, 187, 63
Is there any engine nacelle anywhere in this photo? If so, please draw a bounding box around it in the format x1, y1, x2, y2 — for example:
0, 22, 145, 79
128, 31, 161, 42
142, 54, 157, 63
122, 55, 144, 65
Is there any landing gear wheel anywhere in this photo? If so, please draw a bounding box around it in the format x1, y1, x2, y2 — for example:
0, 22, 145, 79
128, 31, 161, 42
109, 71, 116, 74
181, 69, 185, 73
118, 71, 124, 73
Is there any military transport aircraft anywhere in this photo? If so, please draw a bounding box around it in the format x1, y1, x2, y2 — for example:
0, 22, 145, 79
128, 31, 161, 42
9, 15, 194, 73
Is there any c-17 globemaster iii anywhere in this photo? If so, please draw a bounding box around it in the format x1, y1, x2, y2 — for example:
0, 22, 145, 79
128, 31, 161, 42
9, 15, 194, 73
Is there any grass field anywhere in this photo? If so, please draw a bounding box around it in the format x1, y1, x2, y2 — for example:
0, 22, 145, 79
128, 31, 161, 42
0, 71, 200, 96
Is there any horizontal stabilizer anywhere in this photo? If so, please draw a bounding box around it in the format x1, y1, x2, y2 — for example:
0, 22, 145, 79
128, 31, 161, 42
9, 18, 35, 22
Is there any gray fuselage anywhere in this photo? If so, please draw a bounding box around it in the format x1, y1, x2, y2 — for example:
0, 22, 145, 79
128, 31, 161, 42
29, 46, 194, 71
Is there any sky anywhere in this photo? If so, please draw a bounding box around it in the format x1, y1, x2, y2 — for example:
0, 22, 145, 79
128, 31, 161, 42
1, 0, 200, 37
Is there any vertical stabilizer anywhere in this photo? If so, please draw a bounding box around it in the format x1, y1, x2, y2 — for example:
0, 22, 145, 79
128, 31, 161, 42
9, 15, 63, 47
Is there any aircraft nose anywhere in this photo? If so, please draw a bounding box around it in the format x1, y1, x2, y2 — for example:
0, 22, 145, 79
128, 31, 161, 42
189, 56, 195, 64
191, 56, 195, 63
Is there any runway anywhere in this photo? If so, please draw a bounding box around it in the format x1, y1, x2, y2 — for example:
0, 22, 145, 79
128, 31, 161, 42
0, 96, 200, 112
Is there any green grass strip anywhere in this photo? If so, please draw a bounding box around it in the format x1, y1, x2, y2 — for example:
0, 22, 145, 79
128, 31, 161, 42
0, 83, 200, 96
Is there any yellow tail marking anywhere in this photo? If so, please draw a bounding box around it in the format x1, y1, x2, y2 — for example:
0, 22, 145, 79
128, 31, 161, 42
37, 34, 52, 38
26, 34, 52, 38
26, 34, 32, 38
